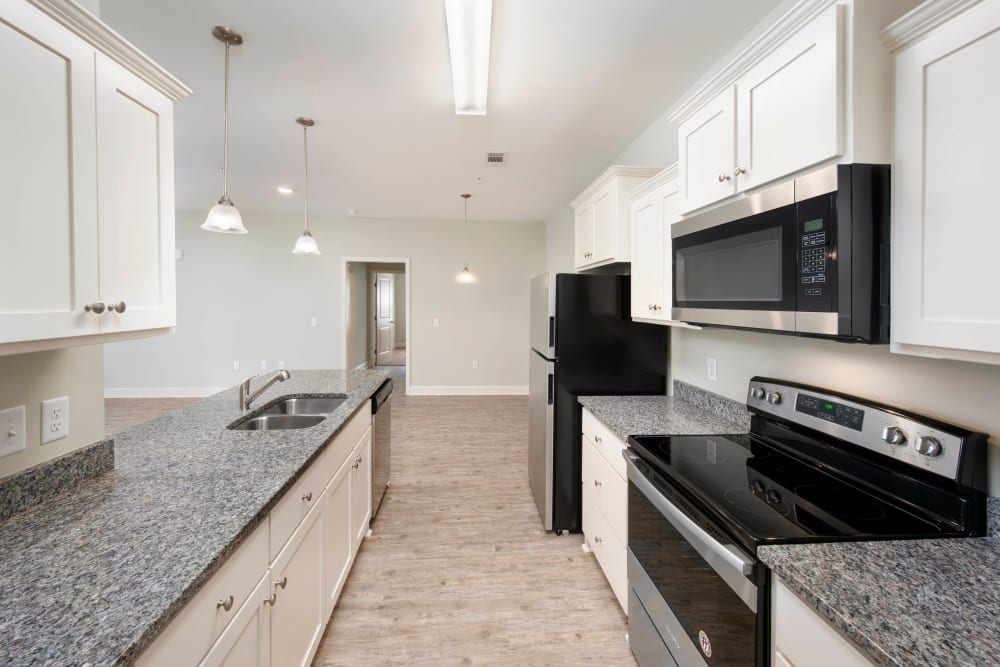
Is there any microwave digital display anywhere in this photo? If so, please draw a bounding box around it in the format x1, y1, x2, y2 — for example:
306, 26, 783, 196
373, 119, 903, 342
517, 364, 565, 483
802, 218, 824, 233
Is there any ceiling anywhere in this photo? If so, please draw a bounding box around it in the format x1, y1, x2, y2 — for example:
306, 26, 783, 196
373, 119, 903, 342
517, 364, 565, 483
100, 0, 782, 223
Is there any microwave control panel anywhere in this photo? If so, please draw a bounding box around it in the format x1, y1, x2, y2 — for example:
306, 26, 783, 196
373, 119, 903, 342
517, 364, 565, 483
797, 204, 835, 311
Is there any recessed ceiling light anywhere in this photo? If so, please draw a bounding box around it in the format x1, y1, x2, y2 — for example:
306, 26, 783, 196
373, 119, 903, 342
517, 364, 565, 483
276, 185, 295, 195
445, 0, 493, 115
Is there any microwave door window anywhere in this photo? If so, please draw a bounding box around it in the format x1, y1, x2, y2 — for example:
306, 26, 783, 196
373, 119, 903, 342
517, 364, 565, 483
676, 227, 783, 303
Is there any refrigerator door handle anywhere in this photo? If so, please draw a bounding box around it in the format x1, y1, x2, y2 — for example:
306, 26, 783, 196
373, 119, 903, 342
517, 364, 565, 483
547, 373, 554, 405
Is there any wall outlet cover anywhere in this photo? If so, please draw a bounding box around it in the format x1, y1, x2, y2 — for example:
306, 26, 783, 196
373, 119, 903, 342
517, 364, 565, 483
707, 357, 718, 381
41, 396, 69, 445
0, 406, 26, 458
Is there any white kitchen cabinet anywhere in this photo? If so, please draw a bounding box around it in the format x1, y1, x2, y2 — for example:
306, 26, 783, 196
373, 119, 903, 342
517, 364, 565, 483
351, 429, 373, 550
671, 0, 916, 215
885, 0, 1000, 365
571, 166, 661, 270
677, 87, 737, 213
772, 577, 874, 667
200, 574, 270, 667
580, 408, 628, 612
322, 455, 354, 618
269, 503, 325, 667
0, 0, 189, 355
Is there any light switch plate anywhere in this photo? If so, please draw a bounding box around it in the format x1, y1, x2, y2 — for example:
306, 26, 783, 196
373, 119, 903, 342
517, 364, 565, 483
41, 396, 69, 445
707, 357, 718, 381
0, 406, 26, 458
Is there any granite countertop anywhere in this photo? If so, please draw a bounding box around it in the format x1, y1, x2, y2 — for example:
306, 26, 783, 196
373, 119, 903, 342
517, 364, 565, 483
0, 369, 389, 666
578, 389, 750, 442
759, 499, 1000, 667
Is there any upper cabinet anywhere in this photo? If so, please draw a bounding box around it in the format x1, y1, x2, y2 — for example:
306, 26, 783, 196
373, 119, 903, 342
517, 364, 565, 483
885, 0, 1000, 366
0, 0, 190, 355
572, 166, 661, 271
671, 0, 918, 215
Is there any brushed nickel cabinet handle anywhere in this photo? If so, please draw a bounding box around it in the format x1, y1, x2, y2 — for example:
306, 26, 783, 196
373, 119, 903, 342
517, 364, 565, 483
733, 166, 746, 177
594, 435, 602, 444
217, 595, 234, 611
718, 172, 731, 182
594, 536, 602, 544
109, 301, 127, 314
301, 491, 313, 502
264, 592, 276, 606
84, 302, 106, 314
594, 479, 602, 487
275, 576, 288, 590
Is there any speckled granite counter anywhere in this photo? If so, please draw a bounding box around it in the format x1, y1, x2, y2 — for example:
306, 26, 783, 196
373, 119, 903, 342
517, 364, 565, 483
759, 498, 1000, 667
0, 369, 388, 666
578, 381, 750, 441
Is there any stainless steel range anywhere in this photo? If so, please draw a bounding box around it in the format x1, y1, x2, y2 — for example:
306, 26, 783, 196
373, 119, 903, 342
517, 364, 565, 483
625, 377, 989, 667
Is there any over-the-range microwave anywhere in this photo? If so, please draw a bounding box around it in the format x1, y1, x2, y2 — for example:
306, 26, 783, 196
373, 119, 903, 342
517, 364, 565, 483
671, 163, 890, 342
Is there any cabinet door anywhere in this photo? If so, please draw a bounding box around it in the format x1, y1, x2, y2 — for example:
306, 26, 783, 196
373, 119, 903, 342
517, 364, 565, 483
590, 185, 615, 264
351, 430, 373, 549
95, 54, 176, 333
891, 0, 1000, 360
678, 86, 737, 214
270, 505, 324, 667
0, 3, 99, 344
322, 458, 353, 618
659, 178, 682, 314
200, 575, 270, 667
736, 4, 844, 191
574, 205, 595, 268
629, 192, 664, 320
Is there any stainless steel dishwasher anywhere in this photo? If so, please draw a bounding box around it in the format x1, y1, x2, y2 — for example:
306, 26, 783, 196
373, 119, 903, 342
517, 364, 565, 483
371, 378, 392, 521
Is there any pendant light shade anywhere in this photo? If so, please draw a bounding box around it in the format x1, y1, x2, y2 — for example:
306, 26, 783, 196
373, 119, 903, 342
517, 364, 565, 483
455, 193, 477, 284
202, 26, 247, 234
292, 117, 320, 255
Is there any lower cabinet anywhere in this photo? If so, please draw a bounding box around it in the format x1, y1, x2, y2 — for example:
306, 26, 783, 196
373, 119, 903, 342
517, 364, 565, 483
137, 403, 374, 667
580, 408, 628, 612
772, 577, 873, 667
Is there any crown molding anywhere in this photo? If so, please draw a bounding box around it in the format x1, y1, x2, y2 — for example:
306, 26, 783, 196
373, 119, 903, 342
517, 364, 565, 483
27, 0, 192, 100
668, 0, 837, 126
626, 162, 680, 201
880, 0, 984, 53
570, 165, 663, 208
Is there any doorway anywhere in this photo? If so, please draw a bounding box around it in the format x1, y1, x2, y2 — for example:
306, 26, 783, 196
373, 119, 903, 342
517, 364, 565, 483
341, 258, 410, 393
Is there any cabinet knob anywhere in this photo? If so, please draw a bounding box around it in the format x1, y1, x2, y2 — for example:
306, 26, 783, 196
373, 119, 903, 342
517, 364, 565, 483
275, 576, 288, 590
84, 302, 106, 314
733, 166, 747, 177
593, 536, 602, 544
217, 595, 234, 612
301, 491, 313, 502
594, 435, 602, 443
264, 592, 277, 606
718, 172, 731, 182
593, 479, 601, 487
109, 301, 127, 314
352, 460, 360, 469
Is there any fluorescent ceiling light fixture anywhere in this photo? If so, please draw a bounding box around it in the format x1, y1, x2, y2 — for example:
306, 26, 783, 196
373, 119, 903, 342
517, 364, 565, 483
444, 0, 493, 115
276, 185, 295, 195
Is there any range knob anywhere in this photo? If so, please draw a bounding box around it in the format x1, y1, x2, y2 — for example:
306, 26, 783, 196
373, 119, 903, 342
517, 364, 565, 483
914, 436, 942, 457
881, 426, 907, 446
766, 391, 782, 406
764, 490, 782, 505
751, 387, 766, 400
750, 480, 765, 495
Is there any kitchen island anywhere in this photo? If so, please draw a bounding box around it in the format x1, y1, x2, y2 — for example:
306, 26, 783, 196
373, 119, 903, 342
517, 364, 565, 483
0, 369, 388, 665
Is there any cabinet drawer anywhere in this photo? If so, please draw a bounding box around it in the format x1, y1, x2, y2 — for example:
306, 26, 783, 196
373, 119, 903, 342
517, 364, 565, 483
773, 578, 873, 667
581, 408, 626, 479
322, 403, 371, 486
581, 484, 627, 612
581, 437, 627, 544
137, 519, 268, 667
270, 454, 327, 561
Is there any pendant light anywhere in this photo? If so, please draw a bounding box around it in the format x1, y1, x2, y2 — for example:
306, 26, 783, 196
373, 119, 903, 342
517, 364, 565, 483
455, 193, 477, 284
202, 26, 247, 234
292, 117, 320, 255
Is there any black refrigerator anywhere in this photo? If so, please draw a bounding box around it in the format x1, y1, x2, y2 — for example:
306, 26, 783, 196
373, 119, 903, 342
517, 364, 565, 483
528, 272, 669, 533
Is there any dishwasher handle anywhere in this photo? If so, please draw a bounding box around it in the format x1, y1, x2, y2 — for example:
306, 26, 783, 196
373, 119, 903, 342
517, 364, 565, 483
372, 379, 393, 413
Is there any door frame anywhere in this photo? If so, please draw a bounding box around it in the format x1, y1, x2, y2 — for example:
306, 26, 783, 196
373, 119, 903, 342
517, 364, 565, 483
340, 256, 410, 395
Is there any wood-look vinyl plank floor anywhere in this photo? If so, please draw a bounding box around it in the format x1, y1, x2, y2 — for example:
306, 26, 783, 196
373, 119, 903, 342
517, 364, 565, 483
104, 397, 198, 436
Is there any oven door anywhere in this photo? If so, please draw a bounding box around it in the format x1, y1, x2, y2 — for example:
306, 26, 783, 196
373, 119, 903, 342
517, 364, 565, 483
625, 453, 759, 667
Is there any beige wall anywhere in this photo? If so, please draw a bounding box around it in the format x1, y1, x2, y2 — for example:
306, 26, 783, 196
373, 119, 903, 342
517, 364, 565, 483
345, 262, 369, 369
104, 211, 545, 393
0, 346, 105, 478
394, 272, 406, 347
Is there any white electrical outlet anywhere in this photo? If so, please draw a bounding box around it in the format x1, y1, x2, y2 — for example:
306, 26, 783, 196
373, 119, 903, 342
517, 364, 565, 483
41, 396, 69, 445
472, 360, 478, 369
260, 360, 267, 370
0, 406, 26, 458
233, 361, 240, 371
310, 317, 318, 327
278, 360, 286, 370
707, 357, 718, 381
433, 318, 440, 328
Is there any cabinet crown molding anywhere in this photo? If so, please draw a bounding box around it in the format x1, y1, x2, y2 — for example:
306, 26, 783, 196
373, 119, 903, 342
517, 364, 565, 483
570, 165, 662, 209
880, 0, 984, 52
27, 0, 192, 100
625, 163, 679, 201
668, 0, 839, 126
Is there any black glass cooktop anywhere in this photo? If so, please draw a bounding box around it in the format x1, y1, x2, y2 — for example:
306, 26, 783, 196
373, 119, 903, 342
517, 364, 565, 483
627, 433, 957, 551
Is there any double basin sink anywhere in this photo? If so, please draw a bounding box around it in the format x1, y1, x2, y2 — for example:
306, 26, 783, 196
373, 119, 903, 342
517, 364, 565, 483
229, 396, 346, 431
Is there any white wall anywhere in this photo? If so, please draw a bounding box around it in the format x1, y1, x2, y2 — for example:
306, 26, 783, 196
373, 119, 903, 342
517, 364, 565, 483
104, 212, 544, 394
345, 262, 368, 369
544, 207, 575, 274
0, 346, 105, 478
394, 272, 406, 348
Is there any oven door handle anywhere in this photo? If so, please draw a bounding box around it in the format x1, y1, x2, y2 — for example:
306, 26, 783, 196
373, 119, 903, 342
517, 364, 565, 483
626, 453, 758, 612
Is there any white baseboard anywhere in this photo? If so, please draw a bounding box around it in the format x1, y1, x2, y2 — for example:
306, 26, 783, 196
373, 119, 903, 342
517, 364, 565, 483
105, 387, 226, 398
407, 385, 528, 396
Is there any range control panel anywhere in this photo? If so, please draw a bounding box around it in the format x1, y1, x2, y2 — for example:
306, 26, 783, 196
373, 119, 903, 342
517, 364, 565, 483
746, 378, 969, 482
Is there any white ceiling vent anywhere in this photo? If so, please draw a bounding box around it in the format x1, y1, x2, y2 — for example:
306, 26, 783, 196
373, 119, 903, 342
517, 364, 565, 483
486, 152, 506, 165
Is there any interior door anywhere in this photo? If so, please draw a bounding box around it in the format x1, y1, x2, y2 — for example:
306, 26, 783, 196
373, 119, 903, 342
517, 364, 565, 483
374, 272, 394, 365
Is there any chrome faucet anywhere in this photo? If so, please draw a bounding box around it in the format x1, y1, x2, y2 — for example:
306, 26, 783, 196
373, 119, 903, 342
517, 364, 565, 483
240, 370, 291, 411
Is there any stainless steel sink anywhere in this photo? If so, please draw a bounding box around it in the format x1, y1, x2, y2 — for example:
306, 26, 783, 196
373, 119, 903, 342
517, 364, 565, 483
260, 397, 346, 416
229, 414, 326, 431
